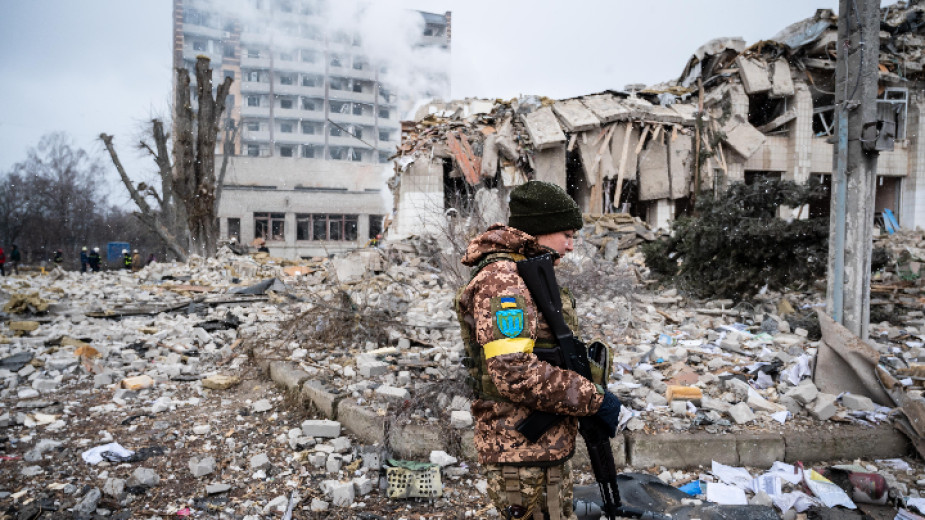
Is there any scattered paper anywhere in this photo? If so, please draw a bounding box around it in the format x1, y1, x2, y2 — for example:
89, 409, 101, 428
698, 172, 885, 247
706, 482, 747, 505
82, 442, 133, 465
711, 461, 753, 488
771, 410, 790, 424
876, 458, 912, 472
772, 491, 817, 513
750, 474, 782, 497
783, 354, 813, 385
803, 469, 855, 509
763, 461, 803, 484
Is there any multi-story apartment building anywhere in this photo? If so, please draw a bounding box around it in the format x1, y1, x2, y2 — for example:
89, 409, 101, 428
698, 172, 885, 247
172, 0, 450, 257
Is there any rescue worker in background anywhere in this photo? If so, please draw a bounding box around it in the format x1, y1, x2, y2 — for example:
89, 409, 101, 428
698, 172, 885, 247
88, 247, 101, 272
80, 246, 89, 273
0, 246, 5, 276
9, 245, 20, 275
53, 249, 63, 266
131, 249, 142, 272
122, 249, 132, 270
456, 181, 622, 520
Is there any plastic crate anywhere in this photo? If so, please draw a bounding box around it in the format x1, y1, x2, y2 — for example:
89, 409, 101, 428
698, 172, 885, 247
385, 464, 443, 499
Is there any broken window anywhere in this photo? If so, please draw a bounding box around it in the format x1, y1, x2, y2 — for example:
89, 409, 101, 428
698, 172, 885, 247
223, 45, 235, 59
877, 87, 908, 140
192, 40, 208, 52
301, 97, 316, 111
330, 55, 343, 68
378, 107, 390, 119
300, 49, 316, 63
330, 100, 350, 114
246, 121, 259, 131
247, 48, 261, 59
379, 130, 390, 142
255, 212, 286, 241
353, 59, 366, 71
330, 77, 348, 91
245, 70, 261, 82
744, 171, 782, 185
301, 121, 317, 134
296, 214, 358, 241
247, 96, 260, 107
247, 144, 260, 157
280, 122, 294, 133
227, 218, 240, 240
301, 145, 317, 158
353, 81, 365, 93
302, 74, 320, 87
329, 125, 343, 137
280, 98, 294, 109
747, 92, 790, 134
279, 74, 295, 85
279, 145, 294, 157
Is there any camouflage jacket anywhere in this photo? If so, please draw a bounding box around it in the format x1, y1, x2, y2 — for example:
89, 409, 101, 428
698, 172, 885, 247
457, 224, 604, 465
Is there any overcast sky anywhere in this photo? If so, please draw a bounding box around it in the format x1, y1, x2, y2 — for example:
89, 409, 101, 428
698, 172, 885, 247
0, 0, 844, 204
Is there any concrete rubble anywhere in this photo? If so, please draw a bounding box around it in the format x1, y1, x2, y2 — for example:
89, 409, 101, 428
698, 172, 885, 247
0, 230, 921, 517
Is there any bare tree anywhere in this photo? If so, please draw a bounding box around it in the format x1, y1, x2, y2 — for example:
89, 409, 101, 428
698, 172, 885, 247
101, 55, 232, 260
174, 56, 233, 257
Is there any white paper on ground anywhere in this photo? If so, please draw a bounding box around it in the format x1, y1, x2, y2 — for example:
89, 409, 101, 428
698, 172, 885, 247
803, 469, 856, 509
81, 442, 133, 465
763, 461, 803, 484
771, 410, 790, 424
749, 474, 782, 497
706, 482, 748, 505
907, 498, 925, 514
772, 491, 817, 513
711, 460, 753, 488
876, 458, 912, 471
783, 354, 813, 385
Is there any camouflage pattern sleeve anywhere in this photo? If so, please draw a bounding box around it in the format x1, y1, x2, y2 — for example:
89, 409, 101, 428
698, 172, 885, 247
471, 262, 603, 417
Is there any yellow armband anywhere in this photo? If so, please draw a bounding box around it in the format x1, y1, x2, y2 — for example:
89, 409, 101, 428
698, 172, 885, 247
483, 338, 535, 359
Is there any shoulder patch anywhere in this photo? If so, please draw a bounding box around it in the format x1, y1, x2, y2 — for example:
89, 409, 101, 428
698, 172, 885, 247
490, 295, 528, 340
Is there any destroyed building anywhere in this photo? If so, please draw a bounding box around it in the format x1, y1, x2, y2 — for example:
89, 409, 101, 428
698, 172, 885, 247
174, 0, 450, 257
391, 3, 925, 236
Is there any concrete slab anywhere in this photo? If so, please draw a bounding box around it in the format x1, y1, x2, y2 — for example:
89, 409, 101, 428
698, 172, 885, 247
572, 435, 627, 467
721, 115, 766, 160
553, 99, 601, 132
531, 144, 567, 188
736, 56, 772, 94
609, 122, 639, 183
737, 434, 785, 468
337, 399, 386, 445
577, 130, 616, 186
581, 94, 633, 123
770, 58, 795, 98
668, 104, 701, 126
301, 381, 340, 419
784, 423, 909, 463
388, 422, 446, 459
637, 133, 671, 201
521, 106, 567, 150
269, 361, 309, 393
668, 133, 693, 199
627, 432, 738, 468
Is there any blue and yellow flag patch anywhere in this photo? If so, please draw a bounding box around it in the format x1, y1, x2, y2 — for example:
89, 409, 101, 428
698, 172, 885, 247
491, 295, 526, 339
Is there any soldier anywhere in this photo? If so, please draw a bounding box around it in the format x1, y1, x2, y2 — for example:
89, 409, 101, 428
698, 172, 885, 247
456, 181, 622, 520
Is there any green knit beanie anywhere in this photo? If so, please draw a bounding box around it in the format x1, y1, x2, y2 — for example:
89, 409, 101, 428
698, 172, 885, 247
508, 181, 583, 237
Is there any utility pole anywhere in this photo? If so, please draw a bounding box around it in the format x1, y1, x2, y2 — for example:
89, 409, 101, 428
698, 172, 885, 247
826, 0, 880, 339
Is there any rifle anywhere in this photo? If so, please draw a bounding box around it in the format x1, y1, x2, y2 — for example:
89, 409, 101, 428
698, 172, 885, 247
516, 254, 668, 520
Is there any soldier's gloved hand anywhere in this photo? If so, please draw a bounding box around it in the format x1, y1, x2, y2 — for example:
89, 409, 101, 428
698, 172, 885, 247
594, 392, 622, 438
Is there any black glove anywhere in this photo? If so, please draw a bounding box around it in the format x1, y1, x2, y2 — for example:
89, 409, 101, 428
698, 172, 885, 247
594, 391, 622, 438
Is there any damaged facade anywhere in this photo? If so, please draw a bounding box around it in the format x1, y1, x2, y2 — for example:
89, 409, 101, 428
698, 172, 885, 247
391, 3, 925, 236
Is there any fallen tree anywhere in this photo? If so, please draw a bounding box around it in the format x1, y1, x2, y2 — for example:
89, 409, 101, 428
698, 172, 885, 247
642, 179, 829, 299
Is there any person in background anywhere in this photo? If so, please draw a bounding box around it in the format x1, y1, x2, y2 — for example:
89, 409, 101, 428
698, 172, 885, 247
80, 246, 89, 273
122, 249, 132, 270
53, 249, 63, 266
0, 246, 5, 276
131, 249, 142, 272
10, 245, 21, 275
147, 253, 157, 265
88, 247, 101, 272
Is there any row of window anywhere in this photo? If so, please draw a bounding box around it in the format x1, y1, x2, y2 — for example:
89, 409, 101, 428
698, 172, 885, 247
244, 144, 390, 163
241, 71, 378, 95
243, 96, 390, 119
244, 120, 390, 140
251, 213, 363, 241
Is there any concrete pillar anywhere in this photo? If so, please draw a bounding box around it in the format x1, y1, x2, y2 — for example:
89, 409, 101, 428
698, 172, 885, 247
724, 84, 750, 185
241, 212, 255, 245
789, 83, 814, 184
903, 95, 925, 230
219, 217, 229, 239
826, 0, 879, 339
285, 212, 297, 248
393, 158, 444, 239
358, 214, 370, 244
